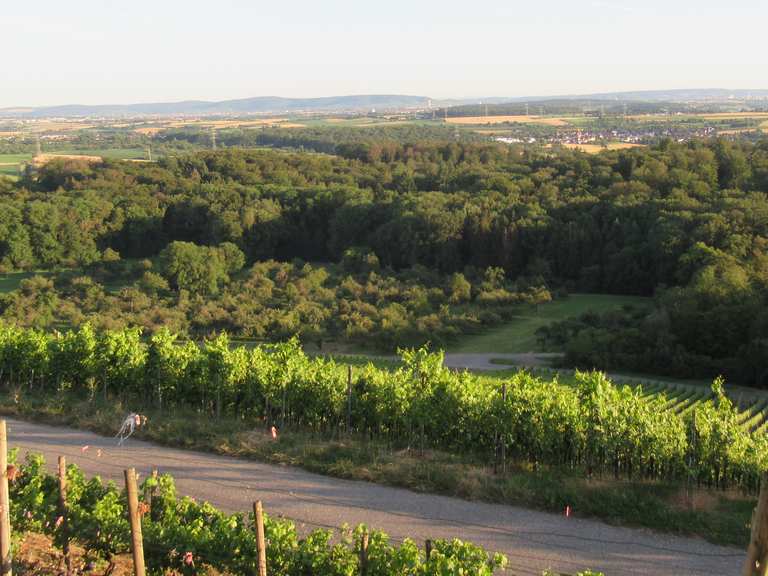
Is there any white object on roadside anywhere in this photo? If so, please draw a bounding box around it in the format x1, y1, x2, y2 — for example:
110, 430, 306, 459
116, 413, 146, 445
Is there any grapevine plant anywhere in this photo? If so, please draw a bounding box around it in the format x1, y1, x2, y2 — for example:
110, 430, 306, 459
0, 322, 766, 491
7, 454, 508, 575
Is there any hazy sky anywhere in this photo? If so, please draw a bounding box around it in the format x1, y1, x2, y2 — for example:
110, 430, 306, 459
2, 0, 767, 107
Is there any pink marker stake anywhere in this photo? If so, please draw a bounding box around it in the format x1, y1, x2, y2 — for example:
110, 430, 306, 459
565, 505, 571, 518
271, 426, 278, 439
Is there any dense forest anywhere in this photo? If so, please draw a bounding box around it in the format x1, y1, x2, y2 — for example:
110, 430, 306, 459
156, 123, 482, 154
0, 138, 767, 384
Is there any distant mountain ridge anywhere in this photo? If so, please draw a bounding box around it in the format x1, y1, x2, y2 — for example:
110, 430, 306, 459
3, 89, 767, 118
0, 95, 432, 118
501, 88, 768, 102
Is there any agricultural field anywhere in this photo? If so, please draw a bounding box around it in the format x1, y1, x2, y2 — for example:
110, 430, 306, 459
449, 293, 649, 354
0, 152, 32, 175
0, 149, 148, 174
166, 118, 305, 129
20, 120, 96, 132
627, 112, 768, 122
553, 142, 645, 153
62, 147, 147, 160
446, 114, 571, 126
0, 153, 34, 163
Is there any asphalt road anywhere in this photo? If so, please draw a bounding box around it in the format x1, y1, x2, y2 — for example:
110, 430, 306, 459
6, 418, 743, 576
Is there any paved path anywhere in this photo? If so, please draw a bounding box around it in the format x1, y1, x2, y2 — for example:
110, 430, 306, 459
441, 353, 767, 405
7, 418, 743, 576
443, 352, 561, 371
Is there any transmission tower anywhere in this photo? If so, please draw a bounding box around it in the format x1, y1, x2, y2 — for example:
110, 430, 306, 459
35, 135, 42, 156
211, 128, 217, 151
525, 103, 529, 117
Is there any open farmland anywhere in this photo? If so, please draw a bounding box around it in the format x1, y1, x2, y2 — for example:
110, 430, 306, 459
60, 147, 147, 159
446, 114, 571, 126
19, 120, 96, 132
627, 112, 768, 122
166, 117, 304, 129
0, 152, 32, 175
556, 142, 646, 153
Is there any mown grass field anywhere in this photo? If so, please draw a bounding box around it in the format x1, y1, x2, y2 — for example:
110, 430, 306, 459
449, 293, 649, 354
0, 153, 33, 175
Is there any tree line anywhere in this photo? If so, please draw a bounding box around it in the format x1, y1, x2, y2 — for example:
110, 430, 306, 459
0, 138, 766, 383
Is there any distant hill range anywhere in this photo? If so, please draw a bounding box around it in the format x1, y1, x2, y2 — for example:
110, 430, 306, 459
2, 89, 768, 118
493, 88, 768, 103
0, 95, 432, 118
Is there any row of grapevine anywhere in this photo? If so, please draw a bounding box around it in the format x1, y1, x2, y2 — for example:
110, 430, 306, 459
0, 323, 766, 490
7, 451, 510, 575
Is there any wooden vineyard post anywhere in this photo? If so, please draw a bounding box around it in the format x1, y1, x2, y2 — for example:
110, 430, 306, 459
0, 421, 11, 576
743, 472, 768, 576
425, 539, 432, 561
58, 456, 72, 575
124, 468, 146, 576
144, 469, 158, 521
501, 383, 507, 474
253, 501, 267, 576
144, 468, 158, 508
347, 365, 353, 433
359, 530, 369, 575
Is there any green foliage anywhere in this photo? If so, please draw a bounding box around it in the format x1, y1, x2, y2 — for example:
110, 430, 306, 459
0, 260, 550, 352
9, 456, 507, 574
1, 323, 766, 491
0, 139, 767, 383
159, 241, 245, 296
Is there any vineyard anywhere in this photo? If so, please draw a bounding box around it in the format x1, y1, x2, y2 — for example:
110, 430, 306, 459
521, 364, 768, 435
4, 451, 512, 575
0, 323, 766, 494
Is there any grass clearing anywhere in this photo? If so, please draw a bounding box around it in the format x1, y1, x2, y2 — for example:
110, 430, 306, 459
449, 294, 649, 354
0, 271, 51, 293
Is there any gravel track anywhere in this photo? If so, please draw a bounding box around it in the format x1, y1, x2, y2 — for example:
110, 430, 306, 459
7, 418, 743, 576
